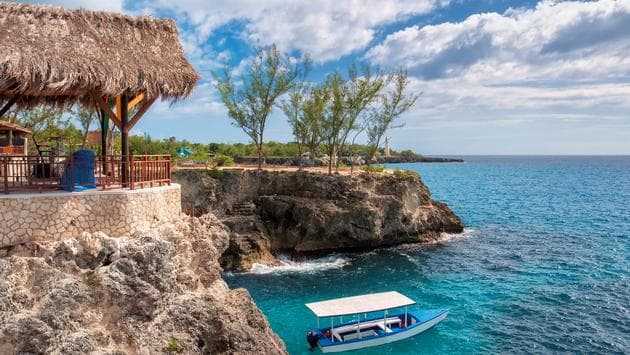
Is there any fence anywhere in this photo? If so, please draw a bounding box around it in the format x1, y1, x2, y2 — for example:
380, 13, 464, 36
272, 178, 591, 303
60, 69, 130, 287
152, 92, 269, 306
0, 154, 171, 194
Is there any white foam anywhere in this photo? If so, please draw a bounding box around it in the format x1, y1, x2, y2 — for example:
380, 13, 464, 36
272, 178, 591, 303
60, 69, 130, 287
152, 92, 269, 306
247, 254, 350, 274
438, 228, 476, 243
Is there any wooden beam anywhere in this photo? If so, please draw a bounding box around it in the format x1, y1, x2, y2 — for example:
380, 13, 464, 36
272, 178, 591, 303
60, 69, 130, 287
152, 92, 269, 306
0, 94, 22, 117
125, 96, 157, 133
116, 95, 122, 123
127, 92, 145, 110
89, 91, 123, 130
120, 92, 130, 187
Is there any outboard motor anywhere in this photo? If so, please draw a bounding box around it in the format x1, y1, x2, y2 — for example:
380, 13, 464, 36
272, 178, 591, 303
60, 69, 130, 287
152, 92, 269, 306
306, 331, 319, 350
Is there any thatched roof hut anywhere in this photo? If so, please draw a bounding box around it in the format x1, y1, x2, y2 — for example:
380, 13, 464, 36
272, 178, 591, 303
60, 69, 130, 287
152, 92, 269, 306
0, 2, 199, 111
0, 2, 199, 159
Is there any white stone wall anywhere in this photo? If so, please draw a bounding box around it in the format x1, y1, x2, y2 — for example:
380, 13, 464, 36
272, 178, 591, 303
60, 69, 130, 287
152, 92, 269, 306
0, 184, 181, 248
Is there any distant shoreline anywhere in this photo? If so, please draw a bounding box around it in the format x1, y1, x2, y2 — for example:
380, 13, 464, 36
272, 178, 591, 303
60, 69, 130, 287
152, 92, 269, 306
231, 155, 464, 166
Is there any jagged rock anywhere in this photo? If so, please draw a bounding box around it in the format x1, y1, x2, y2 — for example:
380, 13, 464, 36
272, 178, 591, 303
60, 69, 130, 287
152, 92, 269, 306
0, 214, 286, 354
173, 170, 464, 270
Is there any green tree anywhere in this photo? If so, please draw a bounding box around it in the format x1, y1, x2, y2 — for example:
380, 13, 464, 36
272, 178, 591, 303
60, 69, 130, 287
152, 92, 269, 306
302, 86, 328, 166
73, 108, 96, 150
366, 70, 418, 161
335, 65, 386, 172
280, 88, 309, 168
214, 45, 310, 170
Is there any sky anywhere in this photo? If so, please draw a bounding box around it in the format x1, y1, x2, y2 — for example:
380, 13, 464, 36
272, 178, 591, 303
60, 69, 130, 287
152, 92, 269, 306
14, 0, 630, 155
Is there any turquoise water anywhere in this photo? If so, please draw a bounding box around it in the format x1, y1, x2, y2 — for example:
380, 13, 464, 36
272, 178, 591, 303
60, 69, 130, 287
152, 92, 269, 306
224, 156, 630, 354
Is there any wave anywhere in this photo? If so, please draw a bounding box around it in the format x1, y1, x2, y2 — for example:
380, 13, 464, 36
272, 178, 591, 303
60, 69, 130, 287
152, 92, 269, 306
438, 228, 477, 243
246, 254, 350, 274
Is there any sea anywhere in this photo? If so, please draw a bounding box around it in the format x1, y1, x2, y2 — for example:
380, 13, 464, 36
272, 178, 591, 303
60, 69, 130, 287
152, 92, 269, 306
224, 156, 630, 354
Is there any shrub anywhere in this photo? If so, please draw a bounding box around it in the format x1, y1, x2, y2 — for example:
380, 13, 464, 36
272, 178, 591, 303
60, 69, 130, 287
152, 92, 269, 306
167, 338, 184, 353
207, 168, 224, 179
393, 168, 406, 178
361, 164, 385, 173
84, 271, 101, 288
213, 154, 234, 167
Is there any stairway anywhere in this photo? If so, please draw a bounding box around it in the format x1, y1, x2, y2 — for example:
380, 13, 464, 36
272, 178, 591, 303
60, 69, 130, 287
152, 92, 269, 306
229, 201, 256, 216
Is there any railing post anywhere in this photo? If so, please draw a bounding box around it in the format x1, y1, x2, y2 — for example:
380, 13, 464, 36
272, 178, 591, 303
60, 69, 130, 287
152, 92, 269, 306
167, 155, 171, 186
129, 155, 135, 190
2, 157, 8, 194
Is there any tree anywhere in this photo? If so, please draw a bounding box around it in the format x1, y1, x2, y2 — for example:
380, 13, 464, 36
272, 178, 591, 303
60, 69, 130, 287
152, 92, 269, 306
319, 72, 346, 174
73, 108, 96, 150
334, 64, 386, 172
214, 45, 310, 170
279, 90, 308, 168
319, 65, 386, 174
15, 107, 82, 156
366, 70, 419, 162
302, 86, 328, 166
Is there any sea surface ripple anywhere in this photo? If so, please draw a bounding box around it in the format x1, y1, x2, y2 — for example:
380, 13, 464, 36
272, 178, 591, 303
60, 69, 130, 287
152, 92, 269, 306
224, 156, 630, 354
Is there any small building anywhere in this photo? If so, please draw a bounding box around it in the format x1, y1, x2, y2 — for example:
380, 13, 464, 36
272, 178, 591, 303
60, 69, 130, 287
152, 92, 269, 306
0, 120, 31, 155
0, 2, 199, 192
0, 2, 199, 248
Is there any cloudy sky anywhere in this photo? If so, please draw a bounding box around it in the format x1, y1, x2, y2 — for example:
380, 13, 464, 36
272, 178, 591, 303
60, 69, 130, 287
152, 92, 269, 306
16, 0, 630, 154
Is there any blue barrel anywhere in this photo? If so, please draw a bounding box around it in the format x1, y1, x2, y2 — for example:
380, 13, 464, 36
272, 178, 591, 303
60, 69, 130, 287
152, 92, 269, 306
60, 150, 96, 191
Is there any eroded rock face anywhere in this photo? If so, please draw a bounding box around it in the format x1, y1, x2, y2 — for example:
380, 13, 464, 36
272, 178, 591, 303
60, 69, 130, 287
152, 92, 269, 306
173, 170, 464, 270
0, 215, 286, 355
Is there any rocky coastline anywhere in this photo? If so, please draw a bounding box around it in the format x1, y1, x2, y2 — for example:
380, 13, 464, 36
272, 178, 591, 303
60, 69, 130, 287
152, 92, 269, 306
173, 169, 464, 271
0, 215, 286, 354
1, 168, 463, 354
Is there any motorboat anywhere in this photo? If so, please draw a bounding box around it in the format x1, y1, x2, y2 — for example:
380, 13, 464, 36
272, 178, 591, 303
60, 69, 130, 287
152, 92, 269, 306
305, 291, 448, 353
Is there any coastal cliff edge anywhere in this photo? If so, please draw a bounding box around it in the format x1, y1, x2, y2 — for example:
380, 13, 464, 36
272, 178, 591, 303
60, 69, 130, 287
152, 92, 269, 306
173, 169, 464, 271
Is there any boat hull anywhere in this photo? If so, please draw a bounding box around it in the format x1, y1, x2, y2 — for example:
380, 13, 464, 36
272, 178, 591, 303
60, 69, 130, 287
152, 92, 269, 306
318, 309, 448, 353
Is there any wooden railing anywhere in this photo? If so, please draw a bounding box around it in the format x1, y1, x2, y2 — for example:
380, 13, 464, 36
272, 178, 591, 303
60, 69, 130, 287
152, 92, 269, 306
0, 154, 171, 194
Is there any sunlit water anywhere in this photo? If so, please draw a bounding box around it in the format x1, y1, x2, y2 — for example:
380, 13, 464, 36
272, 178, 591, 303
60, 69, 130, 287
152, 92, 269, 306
224, 156, 630, 354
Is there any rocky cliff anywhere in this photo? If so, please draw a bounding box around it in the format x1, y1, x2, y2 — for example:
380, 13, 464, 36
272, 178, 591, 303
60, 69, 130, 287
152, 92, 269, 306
0, 215, 286, 354
173, 170, 464, 271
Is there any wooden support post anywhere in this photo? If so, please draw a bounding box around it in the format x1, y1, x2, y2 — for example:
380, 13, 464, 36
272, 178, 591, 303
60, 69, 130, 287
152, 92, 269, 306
120, 92, 129, 187
126, 96, 156, 132
0, 94, 21, 118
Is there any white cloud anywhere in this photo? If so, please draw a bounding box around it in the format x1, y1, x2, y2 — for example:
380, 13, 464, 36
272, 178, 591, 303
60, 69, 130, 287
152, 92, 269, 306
366, 0, 630, 118
136, 0, 448, 62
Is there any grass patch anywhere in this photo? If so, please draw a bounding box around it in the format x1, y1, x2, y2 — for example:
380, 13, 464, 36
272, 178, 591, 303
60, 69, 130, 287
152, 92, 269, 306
167, 338, 184, 353
84, 271, 101, 288
392, 168, 420, 179
361, 164, 385, 173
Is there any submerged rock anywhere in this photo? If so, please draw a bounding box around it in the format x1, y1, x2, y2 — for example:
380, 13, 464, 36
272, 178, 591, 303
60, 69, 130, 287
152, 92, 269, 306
0, 214, 286, 354
173, 170, 464, 271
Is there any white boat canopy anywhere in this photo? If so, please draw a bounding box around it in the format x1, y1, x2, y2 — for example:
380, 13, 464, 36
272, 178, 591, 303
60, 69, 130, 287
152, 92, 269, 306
305, 291, 416, 318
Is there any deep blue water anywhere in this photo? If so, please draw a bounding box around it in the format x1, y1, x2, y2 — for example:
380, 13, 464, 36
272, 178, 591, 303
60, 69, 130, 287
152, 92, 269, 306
224, 156, 630, 354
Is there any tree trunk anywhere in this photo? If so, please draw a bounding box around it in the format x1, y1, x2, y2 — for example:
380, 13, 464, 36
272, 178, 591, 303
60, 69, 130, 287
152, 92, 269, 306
327, 148, 333, 175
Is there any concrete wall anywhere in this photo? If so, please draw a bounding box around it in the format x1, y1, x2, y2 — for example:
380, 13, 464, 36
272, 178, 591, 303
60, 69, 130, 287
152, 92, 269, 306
0, 184, 181, 248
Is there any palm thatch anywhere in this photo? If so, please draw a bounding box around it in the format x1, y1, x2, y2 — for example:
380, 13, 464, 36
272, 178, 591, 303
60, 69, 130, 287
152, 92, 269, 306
0, 2, 199, 110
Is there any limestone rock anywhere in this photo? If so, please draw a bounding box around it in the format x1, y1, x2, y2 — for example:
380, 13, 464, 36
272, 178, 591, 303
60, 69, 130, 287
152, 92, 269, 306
173, 170, 464, 270
0, 215, 286, 354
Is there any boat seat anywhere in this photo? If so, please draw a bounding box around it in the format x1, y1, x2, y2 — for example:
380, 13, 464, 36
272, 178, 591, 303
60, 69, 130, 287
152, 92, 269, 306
331, 317, 402, 340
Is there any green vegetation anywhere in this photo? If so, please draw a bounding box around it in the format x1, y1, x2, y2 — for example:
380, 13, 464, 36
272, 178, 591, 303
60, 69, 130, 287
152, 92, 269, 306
392, 168, 419, 179
6, 43, 420, 172
207, 168, 224, 179
361, 164, 385, 173
166, 338, 184, 353
214, 45, 310, 170
84, 271, 102, 288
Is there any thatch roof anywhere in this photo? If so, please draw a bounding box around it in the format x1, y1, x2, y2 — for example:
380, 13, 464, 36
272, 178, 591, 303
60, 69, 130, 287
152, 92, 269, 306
0, 2, 199, 110
0, 120, 32, 134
